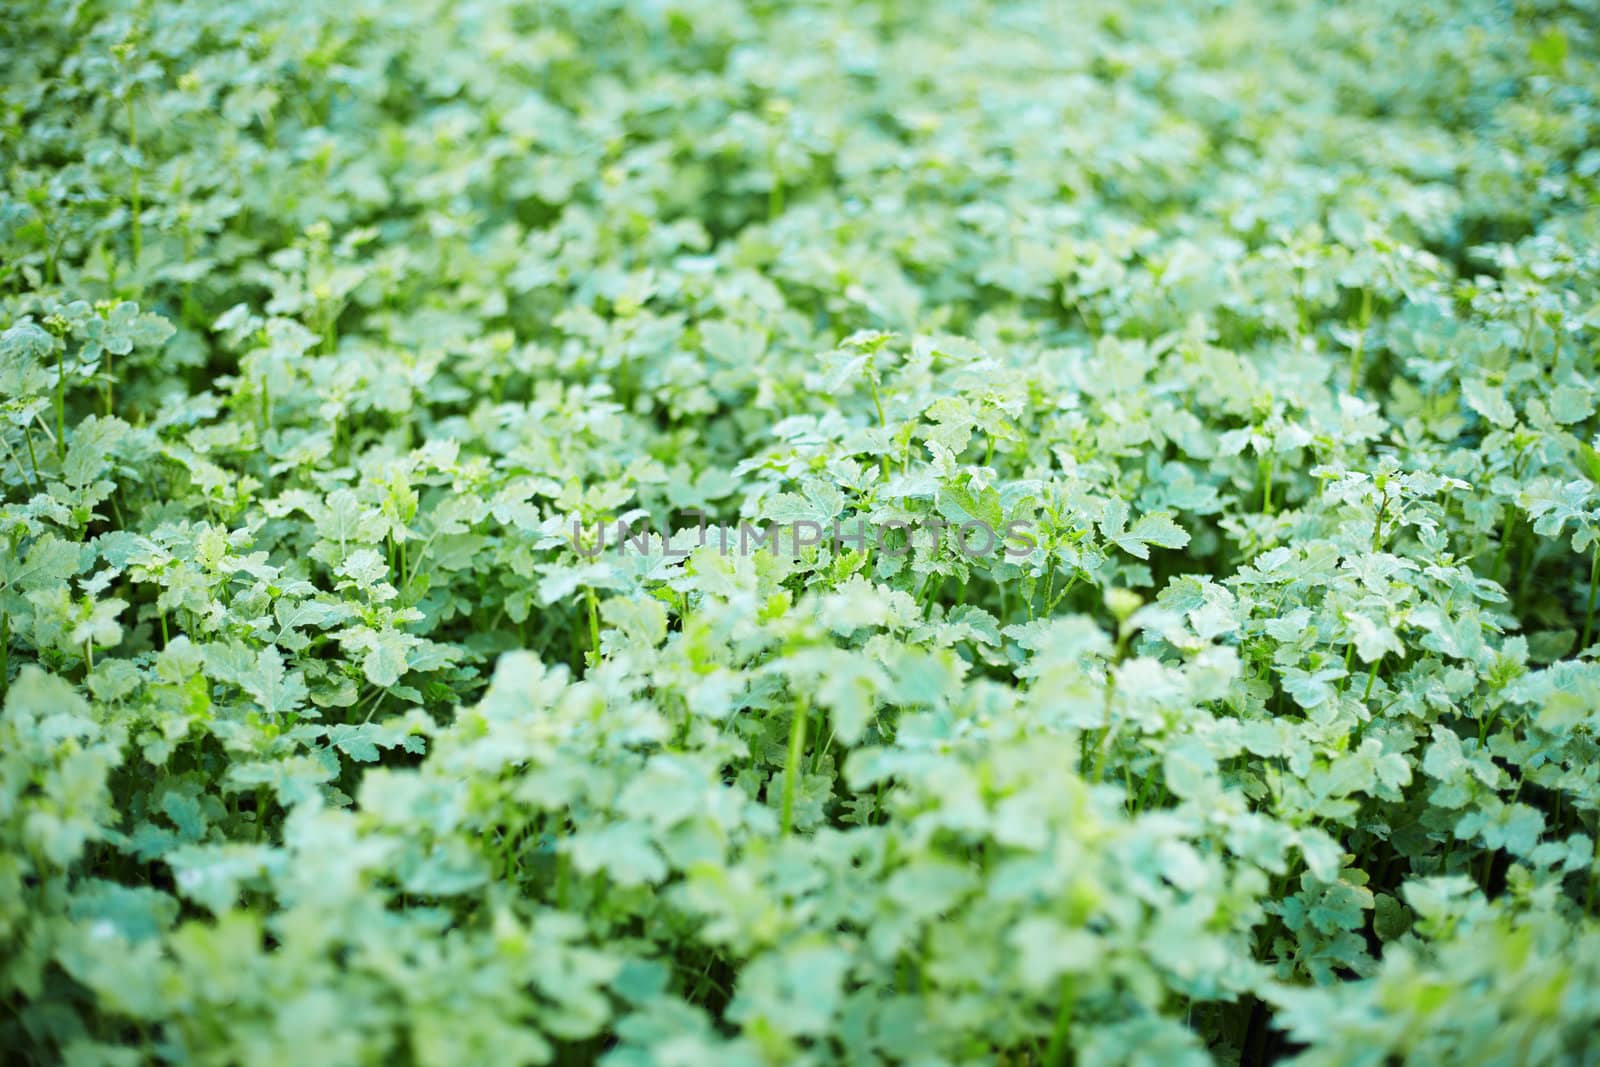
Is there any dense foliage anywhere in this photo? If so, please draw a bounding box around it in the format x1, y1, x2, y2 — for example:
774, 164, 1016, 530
4, 0, 1600, 1063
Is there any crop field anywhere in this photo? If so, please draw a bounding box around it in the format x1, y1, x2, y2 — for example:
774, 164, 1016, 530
3, 0, 1600, 1063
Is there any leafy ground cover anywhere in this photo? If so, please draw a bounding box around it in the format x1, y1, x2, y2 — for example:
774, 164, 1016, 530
4, 0, 1600, 1063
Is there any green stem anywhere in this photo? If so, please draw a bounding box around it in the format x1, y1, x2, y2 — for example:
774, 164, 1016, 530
128, 94, 142, 268
181, 226, 200, 324
867, 368, 890, 479
1042, 975, 1077, 1067
321, 300, 336, 355
767, 149, 784, 220
780, 694, 808, 836
867, 365, 887, 430
22, 429, 42, 486
403, 530, 438, 593
1516, 532, 1539, 604
2, 440, 27, 490
37, 202, 57, 286
1259, 452, 1274, 515
584, 586, 601, 664
1587, 829, 1599, 916
1582, 544, 1599, 653
1089, 651, 1124, 783
1294, 269, 1307, 341
1047, 569, 1080, 614
55, 348, 67, 458
1492, 506, 1518, 586
1347, 286, 1372, 392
